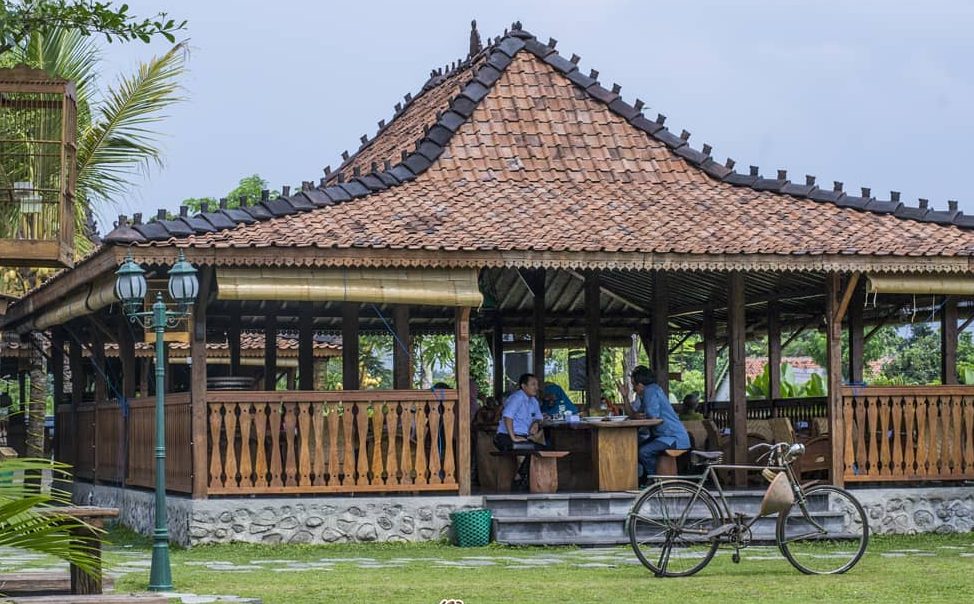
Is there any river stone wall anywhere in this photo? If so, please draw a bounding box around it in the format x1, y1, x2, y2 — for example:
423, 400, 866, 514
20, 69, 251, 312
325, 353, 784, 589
71, 482, 194, 546
849, 486, 974, 535
189, 496, 485, 545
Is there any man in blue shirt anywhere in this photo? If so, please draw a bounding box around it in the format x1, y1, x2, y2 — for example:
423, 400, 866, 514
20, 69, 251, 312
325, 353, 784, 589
629, 366, 690, 482
494, 373, 544, 451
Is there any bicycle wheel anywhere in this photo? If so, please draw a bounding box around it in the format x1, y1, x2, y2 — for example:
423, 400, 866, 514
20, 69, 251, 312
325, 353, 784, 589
628, 481, 721, 577
777, 485, 868, 575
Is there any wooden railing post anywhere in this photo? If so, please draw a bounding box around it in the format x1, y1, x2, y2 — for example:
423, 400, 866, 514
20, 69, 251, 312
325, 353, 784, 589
455, 307, 472, 496
190, 267, 212, 498
826, 273, 846, 487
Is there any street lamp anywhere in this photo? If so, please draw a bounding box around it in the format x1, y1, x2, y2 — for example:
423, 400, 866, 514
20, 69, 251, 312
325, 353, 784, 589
115, 250, 198, 592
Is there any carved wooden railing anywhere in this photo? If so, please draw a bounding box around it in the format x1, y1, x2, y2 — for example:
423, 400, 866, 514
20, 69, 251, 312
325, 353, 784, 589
706, 397, 828, 430
842, 387, 974, 482
206, 390, 459, 495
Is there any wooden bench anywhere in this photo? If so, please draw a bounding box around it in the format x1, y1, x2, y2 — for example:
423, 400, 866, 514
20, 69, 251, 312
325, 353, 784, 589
40, 506, 119, 595
0, 572, 114, 596
656, 449, 688, 476
490, 450, 571, 493
7, 594, 167, 603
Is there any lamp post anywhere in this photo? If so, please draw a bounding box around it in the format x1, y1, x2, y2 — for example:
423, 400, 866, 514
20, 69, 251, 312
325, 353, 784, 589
115, 250, 198, 592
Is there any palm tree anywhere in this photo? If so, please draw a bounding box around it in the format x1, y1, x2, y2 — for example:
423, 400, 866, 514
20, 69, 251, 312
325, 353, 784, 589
0, 457, 102, 580
1, 27, 186, 286
0, 28, 187, 456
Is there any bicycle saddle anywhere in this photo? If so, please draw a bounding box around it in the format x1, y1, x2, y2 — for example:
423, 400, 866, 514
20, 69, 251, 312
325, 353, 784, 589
691, 450, 724, 465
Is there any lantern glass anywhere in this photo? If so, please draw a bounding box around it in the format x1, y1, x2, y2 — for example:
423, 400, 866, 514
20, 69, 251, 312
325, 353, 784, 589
115, 254, 147, 306
168, 251, 198, 305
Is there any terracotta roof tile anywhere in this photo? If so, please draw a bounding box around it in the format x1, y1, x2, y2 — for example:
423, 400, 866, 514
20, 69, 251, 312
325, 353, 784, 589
108, 26, 974, 261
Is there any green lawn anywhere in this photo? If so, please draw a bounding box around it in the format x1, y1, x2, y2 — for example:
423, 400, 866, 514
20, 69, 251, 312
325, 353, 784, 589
5, 530, 974, 603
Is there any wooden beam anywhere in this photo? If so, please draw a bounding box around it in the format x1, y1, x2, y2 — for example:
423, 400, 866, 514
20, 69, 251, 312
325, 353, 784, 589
90, 326, 106, 403
50, 329, 64, 464
567, 269, 648, 313
825, 272, 845, 487
728, 272, 747, 486
833, 272, 861, 324
342, 303, 360, 390
455, 306, 472, 496
941, 296, 959, 385
584, 272, 602, 407
492, 316, 505, 398
652, 271, 669, 393
227, 304, 241, 376
190, 267, 213, 498
264, 303, 278, 391
393, 305, 411, 389
782, 316, 818, 351
531, 269, 546, 382
703, 307, 716, 402
848, 282, 865, 383
667, 332, 691, 355
959, 313, 974, 335
767, 300, 781, 401
298, 302, 315, 390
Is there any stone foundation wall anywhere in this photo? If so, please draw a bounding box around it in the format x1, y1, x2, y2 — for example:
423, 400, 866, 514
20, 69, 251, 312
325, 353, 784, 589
850, 486, 974, 535
72, 482, 194, 546
189, 496, 485, 545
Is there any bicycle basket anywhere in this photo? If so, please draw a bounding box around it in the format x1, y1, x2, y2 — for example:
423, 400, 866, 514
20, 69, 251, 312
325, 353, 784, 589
758, 471, 795, 516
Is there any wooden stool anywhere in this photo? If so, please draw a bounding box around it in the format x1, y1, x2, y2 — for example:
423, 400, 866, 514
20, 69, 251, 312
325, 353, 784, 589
490, 450, 570, 493
657, 449, 688, 476
528, 451, 570, 494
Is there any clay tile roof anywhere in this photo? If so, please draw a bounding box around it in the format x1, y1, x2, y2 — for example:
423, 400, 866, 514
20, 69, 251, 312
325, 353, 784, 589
105, 23, 974, 261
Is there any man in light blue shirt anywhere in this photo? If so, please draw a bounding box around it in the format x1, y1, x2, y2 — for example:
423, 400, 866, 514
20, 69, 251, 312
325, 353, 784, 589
629, 365, 690, 482
494, 373, 544, 451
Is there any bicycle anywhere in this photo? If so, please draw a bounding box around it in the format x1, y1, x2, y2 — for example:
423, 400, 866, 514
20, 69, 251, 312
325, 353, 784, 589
626, 442, 868, 577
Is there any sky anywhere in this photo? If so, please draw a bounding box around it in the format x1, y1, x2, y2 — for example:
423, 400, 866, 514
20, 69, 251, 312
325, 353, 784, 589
92, 0, 974, 230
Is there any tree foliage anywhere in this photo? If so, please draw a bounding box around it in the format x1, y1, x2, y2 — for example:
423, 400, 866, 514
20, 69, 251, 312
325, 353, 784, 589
182, 174, 279, 213
0, 1, 185, 53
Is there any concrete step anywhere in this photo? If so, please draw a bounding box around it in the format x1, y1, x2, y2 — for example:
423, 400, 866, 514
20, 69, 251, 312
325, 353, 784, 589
492, 510, 848, 546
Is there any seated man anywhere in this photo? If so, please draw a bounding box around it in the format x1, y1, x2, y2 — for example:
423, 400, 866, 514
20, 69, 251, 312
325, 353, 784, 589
493, 373, 545, 451
539, 383, 578, 417
628, 366, 690, 483
680, 393, 705, 421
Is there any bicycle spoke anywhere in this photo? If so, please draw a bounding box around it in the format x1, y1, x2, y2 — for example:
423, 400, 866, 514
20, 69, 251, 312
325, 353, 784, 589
777, 486, 869, 575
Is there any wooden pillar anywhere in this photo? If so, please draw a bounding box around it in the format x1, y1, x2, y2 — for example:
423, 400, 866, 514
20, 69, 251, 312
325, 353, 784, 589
117, 318, 136, 399
342, 303, 360, 390
651, 271, 669, 393
190, 267, 212, 498
69, 337, 84, 405
530, 270, 546, 382
50, 330, 64, 463
298, 302, 315, 390
263, 304, 277, 391
455, 307, 472, 495
728, 272, 747, 486
825, 273, 845, 487
767, 300, 781, 402
286, 369, 296, 390
941, 296, 959, 385
393, 305, 411, 389
139, 358, 149, 398
584, 272, 602, 407
492, 316, 505, 398
90, 328, 107, 403
848, 284, 865, 384
703, 306, 717, 403
228, 304, 241, 377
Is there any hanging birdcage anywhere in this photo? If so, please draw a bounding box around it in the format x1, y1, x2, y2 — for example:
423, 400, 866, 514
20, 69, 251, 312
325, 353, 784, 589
0, 65, 77, 268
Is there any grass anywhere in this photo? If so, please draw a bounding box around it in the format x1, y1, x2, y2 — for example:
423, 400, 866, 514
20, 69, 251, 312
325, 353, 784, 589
97, 530, 974, 604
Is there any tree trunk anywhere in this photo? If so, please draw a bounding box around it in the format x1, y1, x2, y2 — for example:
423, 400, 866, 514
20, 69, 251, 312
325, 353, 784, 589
27, 332, 47, 461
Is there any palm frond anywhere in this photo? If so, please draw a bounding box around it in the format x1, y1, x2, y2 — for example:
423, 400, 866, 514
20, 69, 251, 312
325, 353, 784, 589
0, 458, 103, 577
12, 28, 101, 122
76, 40, 187, 211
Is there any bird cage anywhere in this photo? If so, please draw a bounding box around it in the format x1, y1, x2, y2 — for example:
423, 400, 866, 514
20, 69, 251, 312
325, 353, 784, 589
0, 65, 77, 268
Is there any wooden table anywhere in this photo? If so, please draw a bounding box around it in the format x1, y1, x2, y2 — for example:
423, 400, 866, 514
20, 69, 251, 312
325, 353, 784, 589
546, 419, 662, 492
42, 506, 119, 595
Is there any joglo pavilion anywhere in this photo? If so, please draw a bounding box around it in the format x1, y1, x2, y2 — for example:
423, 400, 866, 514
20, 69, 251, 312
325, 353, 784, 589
2, 21, 974, 503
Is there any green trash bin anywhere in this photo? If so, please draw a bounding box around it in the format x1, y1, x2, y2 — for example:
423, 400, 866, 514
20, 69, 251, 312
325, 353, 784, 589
450, 508, 492, 547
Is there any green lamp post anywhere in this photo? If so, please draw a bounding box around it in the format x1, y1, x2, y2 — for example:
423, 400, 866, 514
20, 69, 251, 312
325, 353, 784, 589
115, 250, 198, 591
